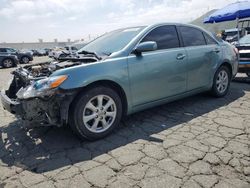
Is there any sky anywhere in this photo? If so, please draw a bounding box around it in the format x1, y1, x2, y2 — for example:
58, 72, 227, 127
0, 0, 237, 43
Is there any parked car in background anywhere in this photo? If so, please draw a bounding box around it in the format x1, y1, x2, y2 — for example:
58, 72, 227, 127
1, 23, 238, 140
224, 28, 245, 43
31, 49, 39, 56
44, 48, 52, 56
71, 41, 86, 50
21, 49, 34, 56
49, 46, 79, 59
0, 47, 33, 64
0, 54, 19, 68
37, 49, 47, 56
48, 47, 64, 58
236, 34, 250, 77
31, 49, 47, 56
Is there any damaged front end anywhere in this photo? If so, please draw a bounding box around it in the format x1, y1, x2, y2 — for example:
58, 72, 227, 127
1, 56, 99, 127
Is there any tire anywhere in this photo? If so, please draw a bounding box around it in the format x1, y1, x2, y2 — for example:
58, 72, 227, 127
2, 58, 14, 68
69, 86, 123, 140
211, 66, 231, 97
21, 56, 30, 64
246, 73, 250, 77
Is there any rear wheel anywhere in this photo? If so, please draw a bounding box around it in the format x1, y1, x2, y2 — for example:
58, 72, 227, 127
21, 56, 30, 64
210, 66, 231, 97
2, 58, 14, 68
69, 86, 123, 140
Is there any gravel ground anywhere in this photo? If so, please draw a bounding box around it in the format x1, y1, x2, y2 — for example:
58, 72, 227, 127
0, 57, 250, 188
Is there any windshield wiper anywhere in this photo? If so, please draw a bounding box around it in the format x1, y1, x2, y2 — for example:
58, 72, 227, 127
78, 50, 102, 60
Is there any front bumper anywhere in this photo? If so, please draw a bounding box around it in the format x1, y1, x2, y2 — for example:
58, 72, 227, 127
238, 61, 250, 73
0, 90, 22, 114
13, 58, 19, 66
1, 88, 77, 127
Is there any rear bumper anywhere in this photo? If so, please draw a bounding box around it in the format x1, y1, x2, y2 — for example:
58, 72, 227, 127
0, 90, 22, 114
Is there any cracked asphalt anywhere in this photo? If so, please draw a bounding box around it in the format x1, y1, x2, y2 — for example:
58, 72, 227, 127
0, 57, 250, 188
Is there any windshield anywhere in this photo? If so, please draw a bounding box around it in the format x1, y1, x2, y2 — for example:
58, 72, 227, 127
226, 31, 238, 37
239, 35, 250, 44
78, 27, 145, 55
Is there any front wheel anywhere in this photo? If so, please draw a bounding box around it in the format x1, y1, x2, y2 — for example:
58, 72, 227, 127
210, 66, 231, 97
69, 86, 123, 140
2, 58, 14, 68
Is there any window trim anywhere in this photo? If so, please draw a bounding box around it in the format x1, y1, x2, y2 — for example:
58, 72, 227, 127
178, 26, 208, 48
130, 24, 181, 55
202, 32, 219, 45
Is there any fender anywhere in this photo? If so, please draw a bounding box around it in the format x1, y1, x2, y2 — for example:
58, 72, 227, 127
51, 56, 133, 111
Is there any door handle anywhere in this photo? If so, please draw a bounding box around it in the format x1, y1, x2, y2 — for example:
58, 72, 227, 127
176, 54, 186, 60
212, 48, 220, 53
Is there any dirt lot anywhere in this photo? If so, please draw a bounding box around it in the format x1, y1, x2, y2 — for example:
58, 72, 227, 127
0, 57, 250, 188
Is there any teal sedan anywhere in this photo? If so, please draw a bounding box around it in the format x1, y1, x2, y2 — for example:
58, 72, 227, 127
1, 23, 238, 140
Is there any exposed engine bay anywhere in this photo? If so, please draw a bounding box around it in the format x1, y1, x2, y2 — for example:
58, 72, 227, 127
7, 54, 100, 99
22, 54, 99, 78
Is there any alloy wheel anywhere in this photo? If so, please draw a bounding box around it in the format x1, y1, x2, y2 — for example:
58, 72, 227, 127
22, 57, 29, 64
216, 70, 229, 94
83, 95, 117, 133
3, 59, 13, 68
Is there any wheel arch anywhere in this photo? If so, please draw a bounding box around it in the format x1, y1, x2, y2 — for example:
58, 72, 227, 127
220, 61, 233, 78
2, 57, 14, 61
70, 79, 128, 118
21, 55, 31, 60
210, 61, 232, 97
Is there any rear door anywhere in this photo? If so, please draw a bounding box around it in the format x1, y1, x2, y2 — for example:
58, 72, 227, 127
178, 26, 222, 91
128, 25, 187, 106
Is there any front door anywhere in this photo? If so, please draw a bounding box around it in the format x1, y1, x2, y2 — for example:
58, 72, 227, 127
128, 25, 187, 106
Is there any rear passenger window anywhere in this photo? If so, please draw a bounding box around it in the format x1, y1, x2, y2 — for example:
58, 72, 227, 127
203, 33, 218, 45
6, 49, 15, 53
141, 25, 180, 50
180, 26, 206, 47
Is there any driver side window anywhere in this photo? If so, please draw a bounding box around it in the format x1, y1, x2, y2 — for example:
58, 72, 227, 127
141, 25, 180, 50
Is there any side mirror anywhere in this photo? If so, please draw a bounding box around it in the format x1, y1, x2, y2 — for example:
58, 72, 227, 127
133, 41, 157, 55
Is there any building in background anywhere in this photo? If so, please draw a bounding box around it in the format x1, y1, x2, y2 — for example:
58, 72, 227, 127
0, 41, 73, 50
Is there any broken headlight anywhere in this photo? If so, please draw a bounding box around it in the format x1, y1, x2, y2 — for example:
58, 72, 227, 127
16, 75, 68, 99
